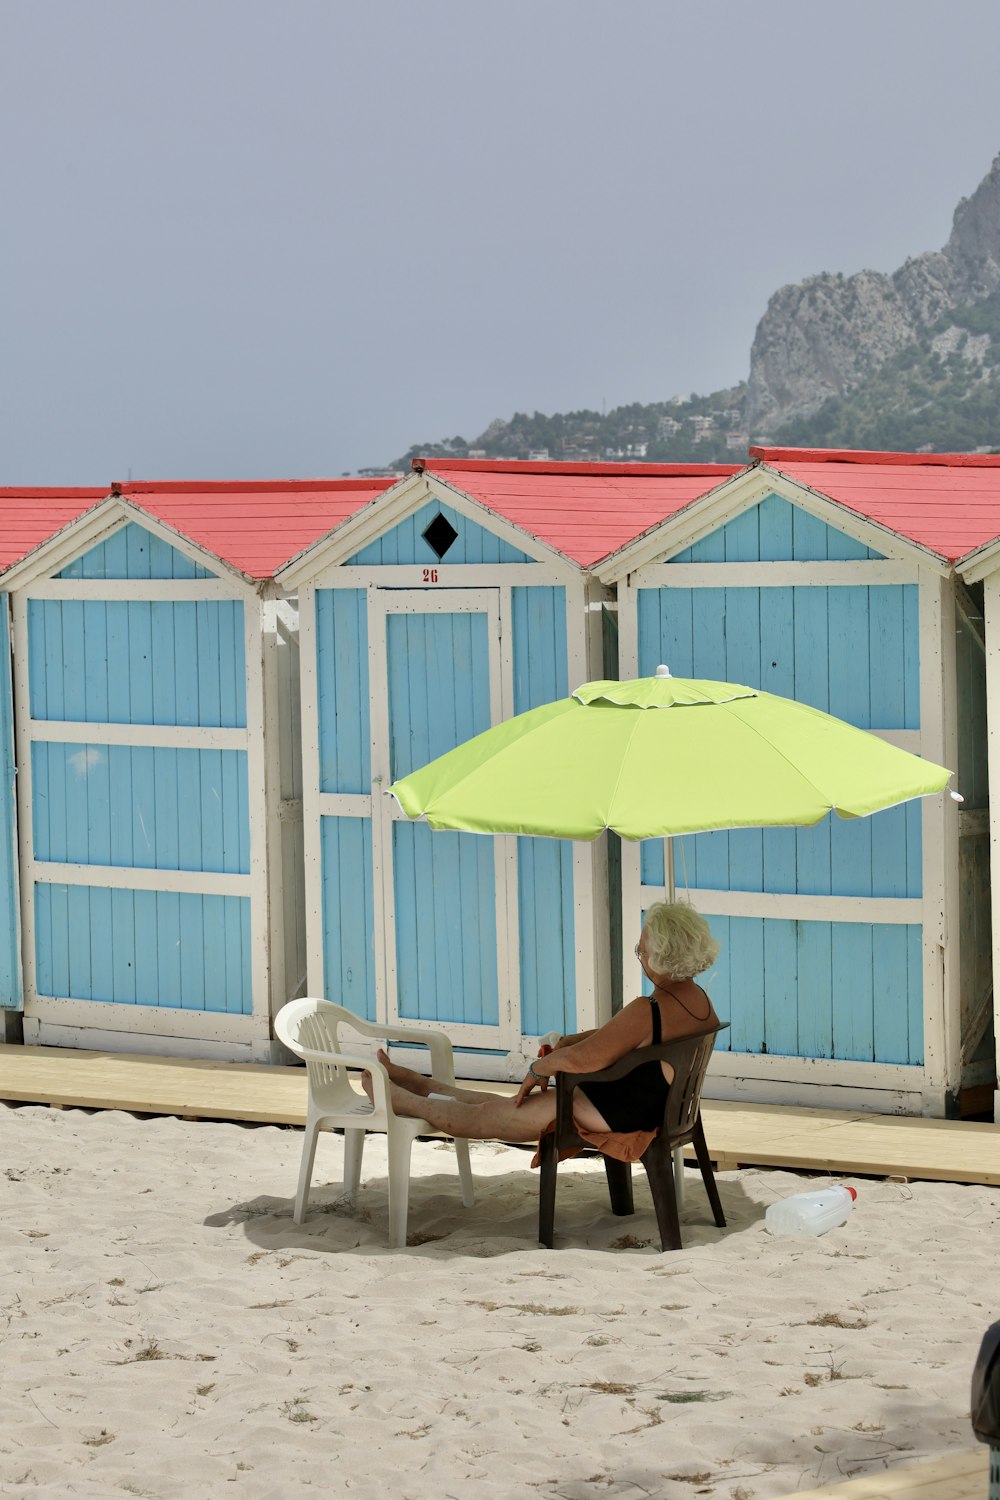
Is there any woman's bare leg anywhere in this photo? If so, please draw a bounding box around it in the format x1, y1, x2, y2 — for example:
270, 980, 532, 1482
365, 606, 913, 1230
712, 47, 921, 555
375, 1048, 487, 1105
366, 1076, 559, 1144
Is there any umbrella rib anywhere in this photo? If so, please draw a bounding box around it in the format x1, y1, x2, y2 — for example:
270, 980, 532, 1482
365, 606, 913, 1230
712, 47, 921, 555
605, 712, 650, 827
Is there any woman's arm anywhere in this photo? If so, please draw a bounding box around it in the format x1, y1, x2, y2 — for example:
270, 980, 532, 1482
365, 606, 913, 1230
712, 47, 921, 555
550, 1028, 596, 1049
515, 999, 652, 1105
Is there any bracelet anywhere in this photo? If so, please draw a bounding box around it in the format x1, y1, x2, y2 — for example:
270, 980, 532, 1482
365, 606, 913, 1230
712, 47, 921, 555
528, 1062, 548, 1083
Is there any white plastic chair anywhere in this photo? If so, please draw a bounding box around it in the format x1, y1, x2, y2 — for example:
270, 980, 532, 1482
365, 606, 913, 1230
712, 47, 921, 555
274, 998, 475, 1248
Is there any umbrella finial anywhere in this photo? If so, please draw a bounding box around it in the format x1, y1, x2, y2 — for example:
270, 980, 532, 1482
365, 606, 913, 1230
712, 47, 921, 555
655, 664, 671, 678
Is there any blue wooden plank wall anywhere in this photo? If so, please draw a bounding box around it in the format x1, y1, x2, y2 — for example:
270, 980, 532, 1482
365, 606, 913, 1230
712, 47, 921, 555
35, 884, 249, 1011
315, 588, 376, 1017
29, 528, 252, 1015
386, 610, 499, 1025
32, 743, 249, 874
58, 524, 214, 579
512, 586, 576, 1036
672, 495, 884, 563
636, 494, 924, 1065
0, 600, 21, 1008
28, 600, 247, 727
706, 917, 923, 1064
347, 501, 532, 566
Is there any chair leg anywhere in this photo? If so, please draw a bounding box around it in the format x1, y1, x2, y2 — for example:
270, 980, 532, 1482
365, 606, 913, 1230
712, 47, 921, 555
604, 1156, 635, 1217
342, 1128, 366, 1202
454, 1138, 475, 1208
538, 1133, 558, 1248
692, 1118, 726, 1228
673, 1145, 685, 1210
386, 1127, 416, 1249
293, 1115, 322, 1225
643, 1146, 683, 1251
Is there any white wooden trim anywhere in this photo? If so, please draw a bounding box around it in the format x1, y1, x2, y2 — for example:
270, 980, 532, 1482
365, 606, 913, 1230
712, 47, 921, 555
916, 571, 956, 1093
12, 594, 39, 1013
298, 585, 327, 1001
20, 1015, 268, 1061
0, 596, 23, 1014
639, 885, 924, 925
367, 587, 392, 1028
957, 540, 1000, 585
318, 792, 373, 818
596, 467, 949, 583
632, 560, 919, 588
300, 564, 548, 590
561, 575, 600, 1030
26, 578, 244, 601
27, 720, 248, 751
22, 994, 261, 1041
243, 595, 272, 1029
388, 1016, 508, 1050
615, 580, 642, 996
495, 585, 520, 1053
277, 471, 581, 587
378, 587, 509, 616
261, 601, 285, 1017
872, 729, 921, 752
26, 861, 250, 897
706, 1047, 924, 1091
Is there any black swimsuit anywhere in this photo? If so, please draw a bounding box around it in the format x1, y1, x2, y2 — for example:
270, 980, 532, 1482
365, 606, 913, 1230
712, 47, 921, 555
578, 988, 708, 1133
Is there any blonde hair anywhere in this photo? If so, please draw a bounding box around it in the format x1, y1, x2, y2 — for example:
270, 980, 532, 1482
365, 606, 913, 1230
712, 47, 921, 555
643, 900, 719, 979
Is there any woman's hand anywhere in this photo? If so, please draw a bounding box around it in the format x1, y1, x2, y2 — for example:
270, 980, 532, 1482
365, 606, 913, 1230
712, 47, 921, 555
514, 1067, 549, 1107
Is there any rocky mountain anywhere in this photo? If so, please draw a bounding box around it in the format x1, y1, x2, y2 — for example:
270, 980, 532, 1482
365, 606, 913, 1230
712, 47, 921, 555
747, 153, 1000, 434
376, 153, 1000, 472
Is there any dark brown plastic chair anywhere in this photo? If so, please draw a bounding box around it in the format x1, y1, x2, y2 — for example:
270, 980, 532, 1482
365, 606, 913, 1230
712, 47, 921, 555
537, 1023, 729, 1251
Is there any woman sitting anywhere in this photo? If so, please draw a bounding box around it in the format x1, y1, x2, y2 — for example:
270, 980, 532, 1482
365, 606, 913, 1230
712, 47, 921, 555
364, 900, 721, 1161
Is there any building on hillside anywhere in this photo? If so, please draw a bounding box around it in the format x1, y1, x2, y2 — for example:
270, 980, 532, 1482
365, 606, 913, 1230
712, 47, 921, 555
598, 446, 1000, 1120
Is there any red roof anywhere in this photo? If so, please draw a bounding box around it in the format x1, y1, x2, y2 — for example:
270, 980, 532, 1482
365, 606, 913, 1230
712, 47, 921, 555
417, 459, 741, 567
0, 478, 397, 580
751, 447, 1000, 563
0, 488, 108, 572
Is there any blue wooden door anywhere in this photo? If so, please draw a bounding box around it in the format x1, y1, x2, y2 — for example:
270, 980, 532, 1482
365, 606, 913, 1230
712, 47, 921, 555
373, 590, 511, 1049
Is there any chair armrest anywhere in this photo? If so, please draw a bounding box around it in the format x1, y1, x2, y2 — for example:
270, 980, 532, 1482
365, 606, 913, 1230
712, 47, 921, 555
379, 1025, 457, 1085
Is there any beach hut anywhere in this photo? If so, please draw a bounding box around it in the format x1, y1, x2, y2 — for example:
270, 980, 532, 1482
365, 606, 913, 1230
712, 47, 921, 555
276, 459, 738, 1078
0, 488, 112, 1041
0, 478, 393, 1060
597, 446, 1000, 1118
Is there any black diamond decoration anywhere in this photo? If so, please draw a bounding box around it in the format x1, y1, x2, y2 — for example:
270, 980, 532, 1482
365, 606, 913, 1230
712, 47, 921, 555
422, 512, 459, 560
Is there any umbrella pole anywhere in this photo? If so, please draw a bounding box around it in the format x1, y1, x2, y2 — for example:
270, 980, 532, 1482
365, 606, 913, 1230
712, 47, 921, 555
665, 834, 676, 902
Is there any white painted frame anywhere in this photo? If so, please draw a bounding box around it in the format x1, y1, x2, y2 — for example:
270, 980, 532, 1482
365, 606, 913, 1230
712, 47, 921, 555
370, 587, 514, 1051
606, 474, 959, 1114
9, 507, 275, 1058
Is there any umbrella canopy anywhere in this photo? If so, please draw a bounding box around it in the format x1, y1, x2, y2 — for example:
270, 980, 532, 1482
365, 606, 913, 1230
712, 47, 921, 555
389, 667, 955, 841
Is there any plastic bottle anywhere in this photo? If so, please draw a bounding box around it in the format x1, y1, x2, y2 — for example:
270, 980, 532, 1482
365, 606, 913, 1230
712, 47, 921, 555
764, 1185, 857, 1238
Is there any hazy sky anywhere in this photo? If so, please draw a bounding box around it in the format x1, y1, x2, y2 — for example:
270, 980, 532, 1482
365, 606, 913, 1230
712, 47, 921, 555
4, 1, 1000, 482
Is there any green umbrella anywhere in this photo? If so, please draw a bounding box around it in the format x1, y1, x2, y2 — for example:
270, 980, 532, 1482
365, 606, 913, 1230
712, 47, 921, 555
389, 667, 955, 841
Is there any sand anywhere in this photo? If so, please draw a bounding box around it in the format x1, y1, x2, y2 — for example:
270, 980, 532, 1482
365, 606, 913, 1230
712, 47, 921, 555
2, 1100, 997, 1500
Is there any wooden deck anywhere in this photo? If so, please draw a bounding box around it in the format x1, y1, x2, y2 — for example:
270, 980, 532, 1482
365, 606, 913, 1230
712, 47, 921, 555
1, 1043, 998, 1184
784, 1447, 987, 1499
